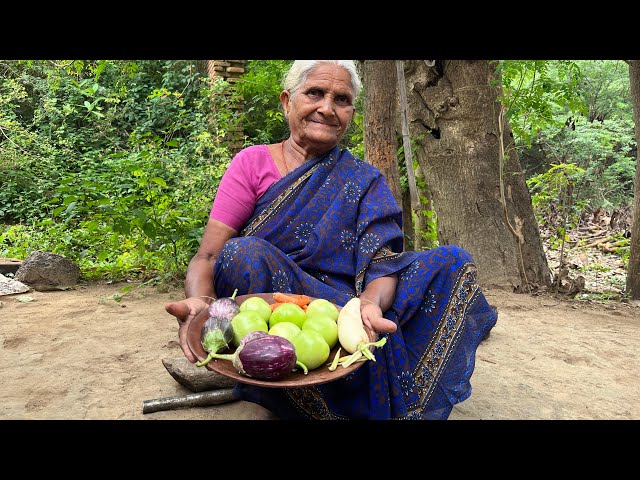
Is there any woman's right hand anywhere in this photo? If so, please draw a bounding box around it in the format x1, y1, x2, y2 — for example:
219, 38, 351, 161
164, 297, 210, 363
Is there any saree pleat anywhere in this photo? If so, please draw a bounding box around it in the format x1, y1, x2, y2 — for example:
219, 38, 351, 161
212, 146, 497, 419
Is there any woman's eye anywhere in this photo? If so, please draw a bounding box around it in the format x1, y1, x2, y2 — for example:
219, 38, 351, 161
305, 89, 352, 106
335, 95, 352, 106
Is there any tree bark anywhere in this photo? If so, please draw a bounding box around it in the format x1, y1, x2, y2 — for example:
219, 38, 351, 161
362, 61, 402, 204
626, 60, 640, 299
403, 60, 552, 289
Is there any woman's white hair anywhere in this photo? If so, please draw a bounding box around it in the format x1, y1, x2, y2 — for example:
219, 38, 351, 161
283, 60, 362, 99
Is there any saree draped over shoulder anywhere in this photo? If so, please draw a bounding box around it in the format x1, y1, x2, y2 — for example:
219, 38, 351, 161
213, 146, 497, 420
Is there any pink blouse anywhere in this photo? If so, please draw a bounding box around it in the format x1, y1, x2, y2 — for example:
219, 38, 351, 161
209, 145, 281, 231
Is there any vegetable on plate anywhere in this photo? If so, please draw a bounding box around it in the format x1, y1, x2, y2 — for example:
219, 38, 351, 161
196, 289, 240, 367
201, 330, 309, 380
335, 297, 387, 368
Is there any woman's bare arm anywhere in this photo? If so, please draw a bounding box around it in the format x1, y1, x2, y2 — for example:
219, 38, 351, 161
165, 219, 237, 362
359, 274, 398, 334
184, 219, 238, 301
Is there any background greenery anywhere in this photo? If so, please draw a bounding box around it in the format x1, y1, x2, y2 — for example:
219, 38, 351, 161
0, 60, 635, 283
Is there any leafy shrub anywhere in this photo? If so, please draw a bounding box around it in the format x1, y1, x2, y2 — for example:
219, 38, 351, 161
0, 60, 236, 281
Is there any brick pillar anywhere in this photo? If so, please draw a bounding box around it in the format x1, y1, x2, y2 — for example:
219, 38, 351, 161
206, 60, 246, 156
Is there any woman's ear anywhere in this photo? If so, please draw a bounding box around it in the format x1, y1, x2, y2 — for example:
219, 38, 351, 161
280, 90, 291, 117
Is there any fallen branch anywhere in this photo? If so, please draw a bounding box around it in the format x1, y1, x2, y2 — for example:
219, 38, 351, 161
142, 388, 236, 414
598, 240, 628, 253
579, 236, 618, 249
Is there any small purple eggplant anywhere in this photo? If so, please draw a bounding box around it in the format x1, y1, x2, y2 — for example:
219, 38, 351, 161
195, 289, 241, 367
208, 288, 240, 320
206, 332, 308, 380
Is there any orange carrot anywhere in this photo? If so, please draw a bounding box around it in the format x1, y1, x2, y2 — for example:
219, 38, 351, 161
270, 302, 285, 311
272, 292, 312, 306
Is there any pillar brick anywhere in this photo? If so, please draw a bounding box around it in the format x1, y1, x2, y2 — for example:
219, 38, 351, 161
206, 60, 247, 156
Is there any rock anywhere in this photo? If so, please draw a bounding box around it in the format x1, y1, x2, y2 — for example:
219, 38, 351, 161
0, 273, 31, 296
14, 251, 80, 288
162, 357, 237, 392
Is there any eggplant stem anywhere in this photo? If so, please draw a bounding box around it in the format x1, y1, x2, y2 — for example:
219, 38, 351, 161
198, 288, 238, 303
196, 351, 235, 368
338, 336, 388, 368
372, 337, 387, 348
296, 361, 309, 375
361, 346, 376, 361
340, 350, 363, 368
328, 347, 342, 371
196, 354, 215, 367
205, 352, 235, 363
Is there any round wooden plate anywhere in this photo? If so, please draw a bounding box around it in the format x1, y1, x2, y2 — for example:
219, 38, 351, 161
186, 293, 375, 388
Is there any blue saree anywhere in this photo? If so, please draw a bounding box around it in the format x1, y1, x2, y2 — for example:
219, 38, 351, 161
212, 146, 497, 420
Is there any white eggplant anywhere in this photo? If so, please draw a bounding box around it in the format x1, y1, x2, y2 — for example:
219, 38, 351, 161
337, 298, 368, 354
336, 297, 387, 368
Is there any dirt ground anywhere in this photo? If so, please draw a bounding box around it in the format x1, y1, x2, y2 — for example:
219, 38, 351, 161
1, 281, 639, 421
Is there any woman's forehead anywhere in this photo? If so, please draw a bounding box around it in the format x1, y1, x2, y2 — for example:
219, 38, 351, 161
303, 64, 354, 93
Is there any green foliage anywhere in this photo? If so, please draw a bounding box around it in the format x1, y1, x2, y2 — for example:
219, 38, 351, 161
1, 59, 634, 284
499, 60, 586, 147
522, 114, 636, 213
0, 60, 235, 281
44, 134, 227, 278
527, 162, 588, 252
575, 60, 632, 122
345, 96, 365, 157
560, 116, 636, 209
528, 163, 587, 218
501, 60, 635, 213
396, 135, 438, 249
236, 60, 292, 144
413, 207, 438, 249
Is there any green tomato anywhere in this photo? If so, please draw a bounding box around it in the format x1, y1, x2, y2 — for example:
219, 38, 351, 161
268, 321, 302, 344
230, 311, 269, 347
239, 296, 272, 323
291, 330, 330, 371
302, 314, 339, 349
305, 298, 339, 322
269, 303, 307, 329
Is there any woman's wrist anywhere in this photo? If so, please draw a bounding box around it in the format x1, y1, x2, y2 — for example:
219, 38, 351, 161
194, 295, 216, 305
360, 296, 378, 307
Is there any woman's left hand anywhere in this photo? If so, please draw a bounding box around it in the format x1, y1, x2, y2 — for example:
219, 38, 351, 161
360, 302, 397, 334
165, 297, 210, 363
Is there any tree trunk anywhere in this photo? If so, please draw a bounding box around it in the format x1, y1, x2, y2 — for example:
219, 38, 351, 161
626, 60, 640, 299
403, 60, 552, 290
362, 61, 402, 204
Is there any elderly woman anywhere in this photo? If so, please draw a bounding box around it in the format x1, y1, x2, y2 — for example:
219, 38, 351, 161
165, 60, 497, 420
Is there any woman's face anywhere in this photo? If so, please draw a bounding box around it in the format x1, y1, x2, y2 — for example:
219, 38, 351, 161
281, 63, 356, 155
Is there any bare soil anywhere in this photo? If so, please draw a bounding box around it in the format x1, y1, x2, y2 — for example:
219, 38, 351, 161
1, 281, 639, 420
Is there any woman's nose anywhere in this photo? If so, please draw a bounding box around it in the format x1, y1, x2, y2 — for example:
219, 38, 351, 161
317, 96, 336, 115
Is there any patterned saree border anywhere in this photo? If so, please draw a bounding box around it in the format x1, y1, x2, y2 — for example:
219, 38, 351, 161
401, 263, 479, 419
285, 386, 347, 420
285, 263, 481, 421
354, 246, 405, 294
